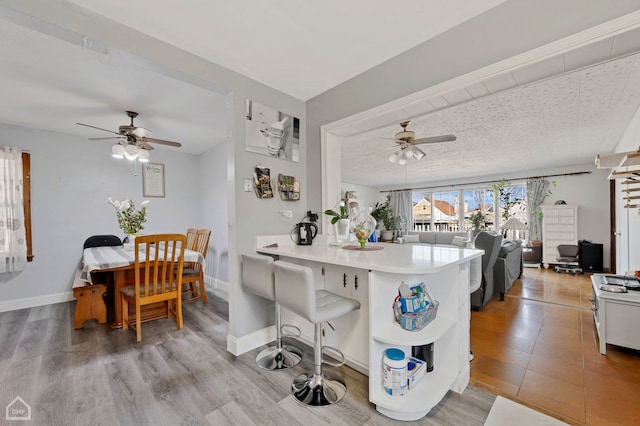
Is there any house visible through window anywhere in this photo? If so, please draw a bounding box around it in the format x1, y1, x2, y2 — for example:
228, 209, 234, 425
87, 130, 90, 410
411, 183, 526, 236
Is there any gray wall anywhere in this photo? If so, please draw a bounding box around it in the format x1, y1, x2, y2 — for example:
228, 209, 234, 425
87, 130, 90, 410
0, 123, 201, 309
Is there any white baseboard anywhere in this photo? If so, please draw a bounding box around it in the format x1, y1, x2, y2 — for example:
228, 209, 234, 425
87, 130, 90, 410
226, 326, 275, 356
0, 291, 75, 313
205, 276, 228, 293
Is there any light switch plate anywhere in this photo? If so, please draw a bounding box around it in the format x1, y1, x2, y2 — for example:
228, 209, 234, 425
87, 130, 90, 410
243, 179, 252, 192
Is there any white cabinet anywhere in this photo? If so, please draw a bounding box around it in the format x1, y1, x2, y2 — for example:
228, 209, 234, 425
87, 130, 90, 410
323, 266, 369, 369
541, 204, 578, 268
591, 274, 640, 354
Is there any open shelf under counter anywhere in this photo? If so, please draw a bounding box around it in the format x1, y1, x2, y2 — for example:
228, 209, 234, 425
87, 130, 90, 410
370, 366, 455, 421
372, 313, 456, 346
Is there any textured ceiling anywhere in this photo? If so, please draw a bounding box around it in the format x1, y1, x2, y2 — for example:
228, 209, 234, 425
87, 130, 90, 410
340, 34, 640, 187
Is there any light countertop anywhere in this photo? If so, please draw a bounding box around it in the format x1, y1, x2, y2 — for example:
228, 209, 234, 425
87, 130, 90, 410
256, 234, 482, 275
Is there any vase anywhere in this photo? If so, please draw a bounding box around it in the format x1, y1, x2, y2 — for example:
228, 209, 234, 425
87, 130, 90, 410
334, 218, 350, 243
350, 208, 376, 249
124, 233, 138, 250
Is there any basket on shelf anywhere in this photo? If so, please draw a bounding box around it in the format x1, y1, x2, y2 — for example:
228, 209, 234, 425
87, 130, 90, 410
393, 297, 439, 332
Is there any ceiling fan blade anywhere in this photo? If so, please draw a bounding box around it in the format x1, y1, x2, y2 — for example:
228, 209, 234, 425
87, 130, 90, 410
76, 122, 121, 135
141, 137, 182, 148
88, 137, 125, 141
139, 141, 154, 150
413, 134, 457, 145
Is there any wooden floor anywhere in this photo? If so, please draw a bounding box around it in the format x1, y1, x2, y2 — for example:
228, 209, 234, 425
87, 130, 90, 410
0, 290, 495, 426
470, 267, 640, 426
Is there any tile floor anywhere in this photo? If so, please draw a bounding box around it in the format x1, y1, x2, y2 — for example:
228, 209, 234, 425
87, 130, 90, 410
470, 268, 640, 426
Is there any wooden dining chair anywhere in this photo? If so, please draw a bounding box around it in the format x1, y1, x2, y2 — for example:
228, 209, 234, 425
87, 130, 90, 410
185, 228, 197, 250
182, 228, 211, 304
120, 234, 186, 342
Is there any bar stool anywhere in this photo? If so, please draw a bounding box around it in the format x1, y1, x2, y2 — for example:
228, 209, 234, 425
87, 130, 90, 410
241, 254, 302, 370
273, 260, 361, 406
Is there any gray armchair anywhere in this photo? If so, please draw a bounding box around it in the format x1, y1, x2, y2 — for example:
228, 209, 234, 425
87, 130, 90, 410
471, 231, 503, 310
495, 240, 524, 300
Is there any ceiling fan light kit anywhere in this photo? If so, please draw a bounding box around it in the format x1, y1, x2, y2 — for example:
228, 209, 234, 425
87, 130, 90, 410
386, 120, 455, 165
78, 110, 181, 163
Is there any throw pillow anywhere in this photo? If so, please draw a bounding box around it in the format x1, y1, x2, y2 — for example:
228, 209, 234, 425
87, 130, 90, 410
403, 234, 421, 243
451, 236, 467, 247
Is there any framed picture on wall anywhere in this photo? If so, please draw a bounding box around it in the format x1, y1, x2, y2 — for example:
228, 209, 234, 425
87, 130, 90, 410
142, 163, 165, 197
245, 99, 300, 162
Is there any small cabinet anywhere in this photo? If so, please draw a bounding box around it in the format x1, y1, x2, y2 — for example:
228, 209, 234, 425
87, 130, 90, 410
323, 266, 369, 369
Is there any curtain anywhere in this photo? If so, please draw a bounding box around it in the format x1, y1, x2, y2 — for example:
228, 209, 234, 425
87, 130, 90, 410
526, 178, 550, 242
0, 147, 27, 273
389, 190, 413, 233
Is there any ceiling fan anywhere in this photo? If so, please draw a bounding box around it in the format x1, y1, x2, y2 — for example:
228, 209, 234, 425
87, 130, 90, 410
76, 111, 182, 156
387, 121, 456, 165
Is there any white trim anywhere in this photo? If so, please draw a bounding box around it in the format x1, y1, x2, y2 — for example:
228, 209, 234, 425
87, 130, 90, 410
0, 291, 74, 313
205, 276, 229, 293
226, 325, 275, 356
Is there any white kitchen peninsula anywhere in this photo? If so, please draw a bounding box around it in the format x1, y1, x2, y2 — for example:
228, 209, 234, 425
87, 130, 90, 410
256, 235, 482, 421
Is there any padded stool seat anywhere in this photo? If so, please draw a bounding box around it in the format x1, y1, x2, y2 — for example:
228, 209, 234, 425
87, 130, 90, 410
241, 254, 302, 370
274, 260, 360, 406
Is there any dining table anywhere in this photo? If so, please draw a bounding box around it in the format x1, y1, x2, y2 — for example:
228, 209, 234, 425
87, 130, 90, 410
81, 244, 205, 328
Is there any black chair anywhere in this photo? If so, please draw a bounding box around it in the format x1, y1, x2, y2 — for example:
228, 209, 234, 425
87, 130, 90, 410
83, 235, 121, 249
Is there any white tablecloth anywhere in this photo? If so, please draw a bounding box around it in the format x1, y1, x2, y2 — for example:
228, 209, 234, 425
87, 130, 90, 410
81, 245, 205, 283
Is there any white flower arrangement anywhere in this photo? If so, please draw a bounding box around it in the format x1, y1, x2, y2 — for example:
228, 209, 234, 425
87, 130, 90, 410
107, 197, 149, 235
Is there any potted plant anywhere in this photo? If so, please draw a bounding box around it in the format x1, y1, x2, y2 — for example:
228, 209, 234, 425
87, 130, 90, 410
324, 203, 350, 243
371, 196, 391, 229
468, 210, 486, 238
371, 196, 398, 241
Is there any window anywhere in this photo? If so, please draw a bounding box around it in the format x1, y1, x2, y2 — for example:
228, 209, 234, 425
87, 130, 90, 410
463, 189, 495, 231
496, 184, 527, 230
432, 191, 459, 231
411, 181, 526, 235
0, 150, 31, 272
412, 193, 431, 231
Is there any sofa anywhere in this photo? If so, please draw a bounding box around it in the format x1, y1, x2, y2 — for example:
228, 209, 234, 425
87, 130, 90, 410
404, 231, 522, 309
404, 231, 470, 246
495, 239, 524, 300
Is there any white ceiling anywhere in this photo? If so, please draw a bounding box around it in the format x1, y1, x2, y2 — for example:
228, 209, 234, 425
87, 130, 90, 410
64, 0, 508, 101
0, 2, 639, 186
0, 18, 229, 155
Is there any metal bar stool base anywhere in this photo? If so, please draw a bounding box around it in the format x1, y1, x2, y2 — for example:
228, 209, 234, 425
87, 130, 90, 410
291, 371, 346, 406
256, 345, 302, 371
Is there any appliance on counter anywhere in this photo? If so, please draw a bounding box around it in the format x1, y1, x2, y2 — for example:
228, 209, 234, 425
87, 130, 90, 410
292, 222, 318, 245
596, 274, 640, 292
